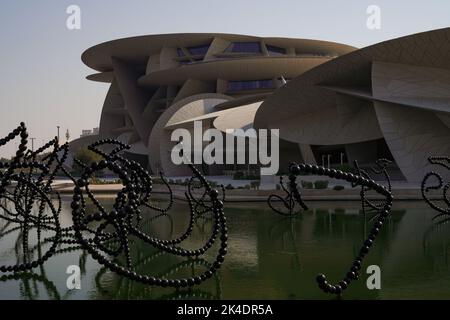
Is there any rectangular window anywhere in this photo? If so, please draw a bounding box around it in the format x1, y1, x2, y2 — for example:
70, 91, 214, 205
267, 45, 287, 55
227, 79, 274, 92
187, 45, 210, 56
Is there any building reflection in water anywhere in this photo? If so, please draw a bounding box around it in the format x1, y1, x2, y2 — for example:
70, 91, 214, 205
423, 217, 450, 269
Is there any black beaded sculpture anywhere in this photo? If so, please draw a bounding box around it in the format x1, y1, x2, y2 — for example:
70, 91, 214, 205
0, 123, 228, 291
0, 123, 66, 274
285, 162, 393, 295
187, 175, 225, 220
70, 139, 228, 288
267, 175, 308, 216
421, 156, 450, 218
353, 159, 392, 216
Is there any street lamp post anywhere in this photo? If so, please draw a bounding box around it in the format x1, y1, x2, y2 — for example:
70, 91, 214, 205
57, 126, 60, 143
30, 138, 35, 152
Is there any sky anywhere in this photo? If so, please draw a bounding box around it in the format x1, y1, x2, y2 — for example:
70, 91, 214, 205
0, 0, 449, 158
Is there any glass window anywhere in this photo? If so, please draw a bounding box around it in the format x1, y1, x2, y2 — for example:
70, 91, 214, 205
267, 45, 287, 55
227, 79, 274, 92
187, 45, 210, 56
225, 42, 262, 54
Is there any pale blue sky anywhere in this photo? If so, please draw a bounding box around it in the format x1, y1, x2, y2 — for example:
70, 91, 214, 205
0, 0, 449, 157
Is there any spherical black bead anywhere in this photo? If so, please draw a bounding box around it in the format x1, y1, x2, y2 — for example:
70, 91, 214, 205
334, 285, 342, 294
316, 274, 326, 284
94, 213, 102, 221
180, 279, 188, 287
338, 280, 348, 290
360, 246, 370, 254
194, 277, 202, 285
290, 164, 300, 175
77, 179, 86, 187
374, 221, 383, 229
98, 160, 107, 168
210, 189, 219, 198
353, 260, 362, 269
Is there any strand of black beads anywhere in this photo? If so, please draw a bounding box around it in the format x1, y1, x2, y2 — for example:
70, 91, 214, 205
288, 163, 309, 211
36, 143, 68, 242
88, 139, 130, 160
33, 142, 63, 240
130, 191, 210, 255
71, 156, 228, 287
145, 172, 174, 214
0, 272, 61, 300
187, 177, 209, 211
91, 220, 122, 257
267, 175, 299, 216
427, 156, 450, 170
186, 174, 225, 216
421, 156, 450, 217
287, 162, 393, 295
107, 160, 196, 247
0, 174, 61, 273
0, 123, 27, 195
0, 225, 22, 237
87, 139, 154, 208
354, 159, 392, 215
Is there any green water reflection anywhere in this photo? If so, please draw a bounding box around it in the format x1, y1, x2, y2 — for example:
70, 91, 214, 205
0, 199, 449, 300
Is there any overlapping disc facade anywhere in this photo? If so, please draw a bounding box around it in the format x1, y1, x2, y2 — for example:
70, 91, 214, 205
80, 33, 355, 176
80, 29, 450, 182
255, 28, 450, 182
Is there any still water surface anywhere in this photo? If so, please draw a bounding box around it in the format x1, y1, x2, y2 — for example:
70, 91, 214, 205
0, 198, 449, 300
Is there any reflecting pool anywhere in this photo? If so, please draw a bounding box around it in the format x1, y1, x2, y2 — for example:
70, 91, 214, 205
0, 198, 449, 300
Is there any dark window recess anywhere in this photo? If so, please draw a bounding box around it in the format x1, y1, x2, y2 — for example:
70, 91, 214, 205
225, 42, 262, 53
177, 48, 185, 57
187, 45, 210, 56
227, 79, 274, 92
267, 45, 287, 55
